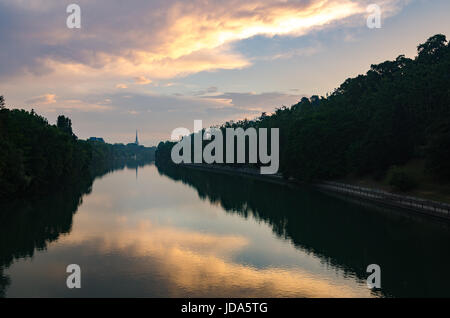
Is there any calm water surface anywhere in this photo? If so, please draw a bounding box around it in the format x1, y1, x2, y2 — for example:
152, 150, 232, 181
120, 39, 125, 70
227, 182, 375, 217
1, 164, 450, 297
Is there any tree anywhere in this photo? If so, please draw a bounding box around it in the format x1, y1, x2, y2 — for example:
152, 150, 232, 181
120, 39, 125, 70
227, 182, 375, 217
417, 34, 447, 61
0, 95, 5, 109
57, 115, 73, 136
155, 34, 450, 188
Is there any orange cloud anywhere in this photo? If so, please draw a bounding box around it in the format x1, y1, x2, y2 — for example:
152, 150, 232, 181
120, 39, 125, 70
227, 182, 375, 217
157, 0, 361, 60
60, 218, 373, 297
26, 93, 56, 105
134, 76, 152, 85
30, 99, 113, 113
9, 0, 407, 81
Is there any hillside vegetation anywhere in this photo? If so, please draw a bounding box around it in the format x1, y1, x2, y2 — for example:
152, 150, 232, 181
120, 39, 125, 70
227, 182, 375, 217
156, 34, 450, 199
0, 103, 155, 199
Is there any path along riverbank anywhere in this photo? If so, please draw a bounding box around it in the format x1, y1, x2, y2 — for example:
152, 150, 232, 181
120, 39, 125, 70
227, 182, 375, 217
178, 163, 450, 221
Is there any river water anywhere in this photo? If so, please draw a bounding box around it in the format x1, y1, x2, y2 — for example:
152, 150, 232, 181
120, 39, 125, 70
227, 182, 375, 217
1, 163, 449, 297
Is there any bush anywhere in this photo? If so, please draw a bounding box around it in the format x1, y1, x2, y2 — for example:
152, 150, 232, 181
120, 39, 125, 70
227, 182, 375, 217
389, 168, 418, 191
425, 117, 450, 183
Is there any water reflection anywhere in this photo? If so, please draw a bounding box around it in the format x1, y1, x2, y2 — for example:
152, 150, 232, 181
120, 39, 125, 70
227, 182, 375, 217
0, 159, 151, 297
0, 176, 92, 297
2, 162, 450, 297
156, 164, 450, 298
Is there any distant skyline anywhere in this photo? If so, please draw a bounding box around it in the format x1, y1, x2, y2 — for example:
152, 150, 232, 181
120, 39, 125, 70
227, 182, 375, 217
1, 0, 450, 146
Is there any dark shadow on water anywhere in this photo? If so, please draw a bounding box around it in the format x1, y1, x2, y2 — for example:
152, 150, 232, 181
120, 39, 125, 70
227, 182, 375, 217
0, 158, 153, 298
156, 163, 450, 298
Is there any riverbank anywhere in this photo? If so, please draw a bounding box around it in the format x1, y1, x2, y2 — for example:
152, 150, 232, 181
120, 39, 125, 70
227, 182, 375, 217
178, 163, 450, 221
0, 107, 156, 200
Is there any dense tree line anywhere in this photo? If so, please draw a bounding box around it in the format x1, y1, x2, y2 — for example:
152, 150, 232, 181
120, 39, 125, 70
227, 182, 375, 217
0, 103, 155, 199
88, 139, 156, 175
156, 34, 450, 188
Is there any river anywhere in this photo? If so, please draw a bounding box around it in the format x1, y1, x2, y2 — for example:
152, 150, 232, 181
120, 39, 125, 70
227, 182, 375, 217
1, 163, 449, 297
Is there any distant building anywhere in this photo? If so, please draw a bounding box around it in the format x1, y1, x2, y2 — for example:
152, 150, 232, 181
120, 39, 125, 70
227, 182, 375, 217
127, 130, 140, 147
88, 137, 105, 143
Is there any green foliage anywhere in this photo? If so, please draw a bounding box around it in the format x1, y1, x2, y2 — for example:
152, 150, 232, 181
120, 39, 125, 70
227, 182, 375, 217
388, 167, 418, 192
0, 102, 156, 199
417, 34, 447, 60
155, 34, 450, 185
88, 140, 156, 175
0, 107, 91, 198
426, 116, 450, 182
57, 115, 74, 137
155, 141, 177, 167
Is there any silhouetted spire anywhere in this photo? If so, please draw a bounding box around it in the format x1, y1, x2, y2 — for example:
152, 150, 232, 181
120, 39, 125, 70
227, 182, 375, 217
135, 130, 139, 145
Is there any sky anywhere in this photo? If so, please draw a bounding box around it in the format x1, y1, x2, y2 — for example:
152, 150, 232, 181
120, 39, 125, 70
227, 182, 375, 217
1, 0, 449, 146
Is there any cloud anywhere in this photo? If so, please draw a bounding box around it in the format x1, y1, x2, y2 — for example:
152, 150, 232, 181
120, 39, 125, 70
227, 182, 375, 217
21, 90, 299, 145
26, 93, 56, 105
57, 199, 373, 297
0, 0, 408, 80
255, 44, 323, 61
23, 95, 113, 113
9, 88, 306, 145
0, 0, 411, 145
134, 76, 152, 85
192, 86, 220, 96
207, 91, 305, 112
36, 99, 113, 113
207, 86, 218, 93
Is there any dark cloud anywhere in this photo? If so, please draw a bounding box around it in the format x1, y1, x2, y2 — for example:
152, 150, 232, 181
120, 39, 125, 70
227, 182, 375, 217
0, 0, 408, 145
0, 0, 392, 78
191, 86, 219, 96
